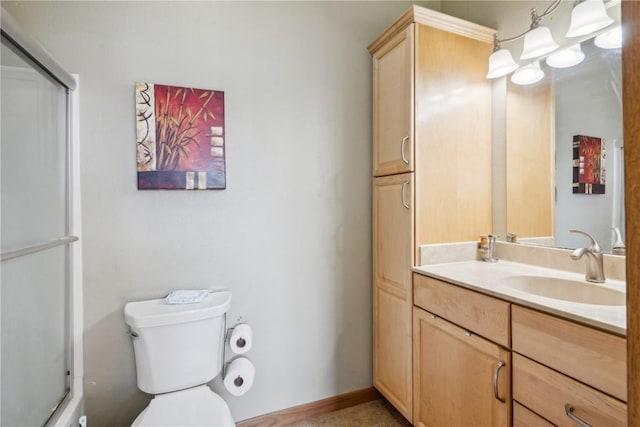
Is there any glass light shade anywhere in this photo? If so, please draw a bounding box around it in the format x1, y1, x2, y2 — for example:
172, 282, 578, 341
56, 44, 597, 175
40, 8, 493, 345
486, 48, 519, 79
545, 44, 585, 68
521, 26, 559, 60
595, 26, 622, 49
566, 0, 614, 38
511, 61, 544, 85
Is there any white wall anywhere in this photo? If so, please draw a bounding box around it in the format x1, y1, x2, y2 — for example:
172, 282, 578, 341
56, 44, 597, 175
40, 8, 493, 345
2, 1, 439, 425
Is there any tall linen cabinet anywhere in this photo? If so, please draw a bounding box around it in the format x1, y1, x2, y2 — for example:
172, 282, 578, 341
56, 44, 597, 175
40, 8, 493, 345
369, 7, 495, 422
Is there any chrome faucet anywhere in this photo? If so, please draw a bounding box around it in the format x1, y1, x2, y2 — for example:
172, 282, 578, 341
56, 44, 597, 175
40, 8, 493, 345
569, 229, 605, 283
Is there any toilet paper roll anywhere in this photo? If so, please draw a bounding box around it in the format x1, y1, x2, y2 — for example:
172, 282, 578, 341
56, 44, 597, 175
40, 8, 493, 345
224, 357, 255, 397
229, 323, 253, 355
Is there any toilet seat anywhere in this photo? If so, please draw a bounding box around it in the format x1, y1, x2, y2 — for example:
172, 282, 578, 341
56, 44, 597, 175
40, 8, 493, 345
131, 385, 235, 427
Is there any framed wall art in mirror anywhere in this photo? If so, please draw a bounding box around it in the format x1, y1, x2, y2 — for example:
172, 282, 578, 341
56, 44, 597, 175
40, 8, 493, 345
572, 134, 606, 194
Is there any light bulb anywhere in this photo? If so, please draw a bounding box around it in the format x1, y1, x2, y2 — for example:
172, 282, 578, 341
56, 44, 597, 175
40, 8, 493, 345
511, 61, 544, 85
595, 26, 622, 49
546, 44, 585, 68
486, 48, 519, 79
521, 26, 559, 60
566, 0, 614, 38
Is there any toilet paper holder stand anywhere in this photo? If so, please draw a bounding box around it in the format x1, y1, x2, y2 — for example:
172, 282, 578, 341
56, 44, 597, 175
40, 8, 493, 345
222, 319, 250, 380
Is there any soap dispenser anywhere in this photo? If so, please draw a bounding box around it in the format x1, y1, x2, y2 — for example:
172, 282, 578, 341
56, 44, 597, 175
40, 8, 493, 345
612, 227, 625, 256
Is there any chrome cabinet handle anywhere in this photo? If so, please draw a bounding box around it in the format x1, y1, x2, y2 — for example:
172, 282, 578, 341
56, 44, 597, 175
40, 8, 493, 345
565, 404, 592, 427
493, 361, 506, 403
401, 136, 409, 164
401, 181, 410, 209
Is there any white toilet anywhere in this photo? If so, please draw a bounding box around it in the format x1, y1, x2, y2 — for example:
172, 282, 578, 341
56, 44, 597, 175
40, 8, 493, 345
124, 290, 235, 427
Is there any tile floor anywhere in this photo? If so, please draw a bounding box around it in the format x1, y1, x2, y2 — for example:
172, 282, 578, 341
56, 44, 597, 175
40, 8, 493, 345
288, 399, 412, 427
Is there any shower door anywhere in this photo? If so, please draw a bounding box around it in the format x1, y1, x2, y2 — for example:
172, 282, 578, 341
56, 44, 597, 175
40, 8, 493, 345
1, 33, 76, 426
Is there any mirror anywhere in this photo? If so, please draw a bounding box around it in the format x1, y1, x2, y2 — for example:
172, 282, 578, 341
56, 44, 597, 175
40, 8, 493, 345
501, 26, 623, 254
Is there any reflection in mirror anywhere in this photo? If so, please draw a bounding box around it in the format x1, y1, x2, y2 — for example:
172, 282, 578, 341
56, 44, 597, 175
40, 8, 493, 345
555, 39, 623, 253
504, 32, 622, 254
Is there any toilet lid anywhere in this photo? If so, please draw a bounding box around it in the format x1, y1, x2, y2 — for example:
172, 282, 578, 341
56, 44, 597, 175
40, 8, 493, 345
132, 385, 235, 427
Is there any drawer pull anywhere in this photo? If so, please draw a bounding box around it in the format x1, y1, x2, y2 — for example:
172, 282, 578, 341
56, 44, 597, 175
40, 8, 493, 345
565, 404, 591, 427
401, 136, 409, 164
493, 361, 506, 403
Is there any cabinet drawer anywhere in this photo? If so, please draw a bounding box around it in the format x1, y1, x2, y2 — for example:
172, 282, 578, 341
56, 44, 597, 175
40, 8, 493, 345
513, 402, 553, 427
413, 273, 510, 347
513, 353, 626, 427
512, 305, 626, 401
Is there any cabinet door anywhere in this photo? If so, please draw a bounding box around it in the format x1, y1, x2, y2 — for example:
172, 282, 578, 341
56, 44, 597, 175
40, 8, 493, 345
373, 173, 414, 421
372, 25, 414, 177
413, 307, 511, 427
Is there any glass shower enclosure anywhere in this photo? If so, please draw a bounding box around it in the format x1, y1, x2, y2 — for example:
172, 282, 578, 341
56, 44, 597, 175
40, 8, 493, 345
1, 14, 80, 427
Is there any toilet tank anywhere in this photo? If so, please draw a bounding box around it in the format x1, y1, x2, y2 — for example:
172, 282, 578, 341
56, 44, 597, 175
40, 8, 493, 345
124, 291, 232, 394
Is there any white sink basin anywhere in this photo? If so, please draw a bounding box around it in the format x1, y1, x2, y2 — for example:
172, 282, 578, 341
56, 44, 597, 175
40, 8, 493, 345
501, 275, 625, 306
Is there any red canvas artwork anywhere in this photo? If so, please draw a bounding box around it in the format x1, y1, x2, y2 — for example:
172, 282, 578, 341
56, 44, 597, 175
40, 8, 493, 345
572, 135, 605, 194
136, 82, 225, 189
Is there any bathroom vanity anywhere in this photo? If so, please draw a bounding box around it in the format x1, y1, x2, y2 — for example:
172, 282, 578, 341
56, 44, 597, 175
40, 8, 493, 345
369, 3, 627, 426
412, 255, 627, 427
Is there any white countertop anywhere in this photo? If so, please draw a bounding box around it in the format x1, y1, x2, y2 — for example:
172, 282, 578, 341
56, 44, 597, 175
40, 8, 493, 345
412, 260, 627, 336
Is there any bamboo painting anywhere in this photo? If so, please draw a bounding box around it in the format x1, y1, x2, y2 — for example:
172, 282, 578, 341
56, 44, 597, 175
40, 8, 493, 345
572, 135, 605, 194
136, 82, 225, 189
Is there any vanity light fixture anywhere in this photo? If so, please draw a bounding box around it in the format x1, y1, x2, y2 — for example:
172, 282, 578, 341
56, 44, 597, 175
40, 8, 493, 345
594, 25, 622, 48
511, 61, 544, 85
487, 0, 562, 79
486, 0, 615, 81
566, 0, 614, 38
545, 43, 585, 68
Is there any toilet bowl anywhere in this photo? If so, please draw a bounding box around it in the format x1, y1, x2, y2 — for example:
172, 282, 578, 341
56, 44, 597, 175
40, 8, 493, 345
131, 385, 234, 427
125, 290, 235, 427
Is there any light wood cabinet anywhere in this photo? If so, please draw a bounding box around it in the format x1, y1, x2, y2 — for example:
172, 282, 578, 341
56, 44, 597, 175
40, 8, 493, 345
512, 305, 627, 402
413, 307, 511, 427
369, 7, 494, 421
372, 173, 414, 419
412, 272, 629, 426
513, 353, 627, 427
414, 274, 510, 348
369, 5, 494, 251
372, 25, 414, 177
512, 305, 628, 426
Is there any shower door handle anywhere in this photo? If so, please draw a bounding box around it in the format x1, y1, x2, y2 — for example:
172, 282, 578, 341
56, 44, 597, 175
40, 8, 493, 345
1, 235, 79, 262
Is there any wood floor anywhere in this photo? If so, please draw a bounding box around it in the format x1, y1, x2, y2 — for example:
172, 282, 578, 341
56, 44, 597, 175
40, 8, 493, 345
287, 399, 412, 427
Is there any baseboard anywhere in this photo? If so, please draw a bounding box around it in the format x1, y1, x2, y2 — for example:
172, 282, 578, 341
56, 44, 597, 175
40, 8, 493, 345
236, 387, 381, 427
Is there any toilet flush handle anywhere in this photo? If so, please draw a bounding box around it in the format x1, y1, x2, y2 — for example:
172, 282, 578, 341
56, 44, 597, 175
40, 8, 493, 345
128, 329, 139, 339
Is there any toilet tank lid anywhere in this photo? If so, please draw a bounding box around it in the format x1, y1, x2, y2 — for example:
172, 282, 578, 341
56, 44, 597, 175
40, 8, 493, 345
124, 290, 232, 328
